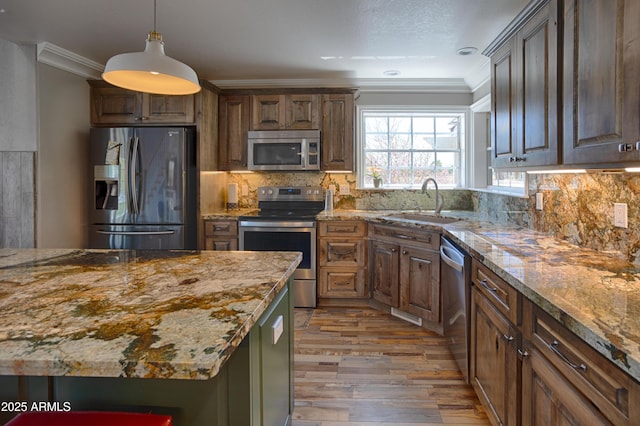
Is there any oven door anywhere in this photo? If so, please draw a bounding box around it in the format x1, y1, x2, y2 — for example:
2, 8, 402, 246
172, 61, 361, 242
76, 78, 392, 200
239, 221, 316, 280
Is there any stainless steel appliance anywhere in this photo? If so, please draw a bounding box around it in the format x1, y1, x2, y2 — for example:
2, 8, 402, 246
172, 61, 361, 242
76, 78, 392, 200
88, 127, 197, 249
239, 186, 324, 307
441, 236, 471, 383
247, 130, 320, 171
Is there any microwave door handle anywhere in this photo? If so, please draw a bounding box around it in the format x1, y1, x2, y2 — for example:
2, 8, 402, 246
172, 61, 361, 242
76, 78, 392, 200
300, 141, 307, 168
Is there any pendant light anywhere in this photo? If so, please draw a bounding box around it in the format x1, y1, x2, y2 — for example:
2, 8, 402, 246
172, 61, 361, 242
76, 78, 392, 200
102, 0, 200, 95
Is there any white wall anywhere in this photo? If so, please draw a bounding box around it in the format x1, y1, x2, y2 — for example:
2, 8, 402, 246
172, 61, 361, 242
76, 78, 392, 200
0, 40, 37, 151
37, 63, 90, 248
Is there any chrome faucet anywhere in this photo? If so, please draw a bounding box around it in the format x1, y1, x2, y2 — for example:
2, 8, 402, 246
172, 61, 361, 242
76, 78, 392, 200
421, 178, 444, 215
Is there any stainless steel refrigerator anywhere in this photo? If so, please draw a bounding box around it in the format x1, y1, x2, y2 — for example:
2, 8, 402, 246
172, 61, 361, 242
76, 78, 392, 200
88, 127, 197, 249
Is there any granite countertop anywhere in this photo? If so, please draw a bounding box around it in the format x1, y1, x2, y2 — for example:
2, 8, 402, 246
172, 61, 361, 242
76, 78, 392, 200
0, 249, 301, 380
317, 209, 640, 383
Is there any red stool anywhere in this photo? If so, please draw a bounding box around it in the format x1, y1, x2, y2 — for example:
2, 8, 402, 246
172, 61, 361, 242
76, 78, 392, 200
5, 411, 172, 426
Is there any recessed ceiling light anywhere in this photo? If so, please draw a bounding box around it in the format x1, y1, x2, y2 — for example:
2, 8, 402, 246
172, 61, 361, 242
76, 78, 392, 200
383, 70, 400, 77
456, 47, 478, 56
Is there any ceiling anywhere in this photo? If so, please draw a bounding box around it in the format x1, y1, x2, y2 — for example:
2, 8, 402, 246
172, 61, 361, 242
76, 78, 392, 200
0, 0, 529, 89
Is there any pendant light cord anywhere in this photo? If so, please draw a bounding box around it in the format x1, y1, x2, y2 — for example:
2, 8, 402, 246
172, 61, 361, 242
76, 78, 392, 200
153, 0, 157, 32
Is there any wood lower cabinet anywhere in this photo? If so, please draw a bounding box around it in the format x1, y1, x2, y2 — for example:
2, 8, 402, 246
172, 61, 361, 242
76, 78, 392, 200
317, 220, 367, 303
204, 219, 238, 251
470, 258, 640, 425
470, 285, 520, 426
369, 224, 440, 324
522, 303, 640, 425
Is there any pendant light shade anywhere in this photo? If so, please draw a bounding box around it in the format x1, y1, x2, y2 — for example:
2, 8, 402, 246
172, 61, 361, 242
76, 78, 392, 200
102, 3, 200, 95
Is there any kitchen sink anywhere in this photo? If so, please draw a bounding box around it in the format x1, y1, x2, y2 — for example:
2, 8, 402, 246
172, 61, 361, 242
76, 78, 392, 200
384, 212, 463, 224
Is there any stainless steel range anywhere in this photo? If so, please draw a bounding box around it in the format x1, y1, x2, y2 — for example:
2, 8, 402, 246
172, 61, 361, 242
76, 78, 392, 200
238, 186, 324, 308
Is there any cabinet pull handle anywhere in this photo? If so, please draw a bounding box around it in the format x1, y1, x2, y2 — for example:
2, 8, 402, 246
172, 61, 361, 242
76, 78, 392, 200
502, 334, 514, 342
214, 226, 230, 232
393, 233, 415, 240
480, 279, 498, 292
550, 340, 587, 372
518, 349, 529, 360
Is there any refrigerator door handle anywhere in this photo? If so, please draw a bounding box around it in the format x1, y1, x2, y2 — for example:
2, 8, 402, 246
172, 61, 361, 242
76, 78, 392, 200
130, 136, 141, 215
96, 229, 176, 236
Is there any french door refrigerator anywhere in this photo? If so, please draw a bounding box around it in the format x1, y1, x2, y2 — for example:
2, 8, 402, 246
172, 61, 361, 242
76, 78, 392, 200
88, 127, 197, 250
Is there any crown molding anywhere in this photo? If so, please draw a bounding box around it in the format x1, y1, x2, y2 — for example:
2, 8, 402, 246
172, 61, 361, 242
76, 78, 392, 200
209, 77, 472, 93
37, 42, 103, 79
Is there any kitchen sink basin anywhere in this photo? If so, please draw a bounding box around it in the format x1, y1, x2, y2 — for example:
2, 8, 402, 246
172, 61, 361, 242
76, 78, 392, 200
384, 213, 462, 224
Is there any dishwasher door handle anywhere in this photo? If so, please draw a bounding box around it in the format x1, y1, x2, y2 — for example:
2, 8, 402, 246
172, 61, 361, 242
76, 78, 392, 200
440, 245, 464, 273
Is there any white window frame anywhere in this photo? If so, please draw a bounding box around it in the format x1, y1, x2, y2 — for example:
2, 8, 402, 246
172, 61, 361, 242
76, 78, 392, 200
356, 105, 470, 189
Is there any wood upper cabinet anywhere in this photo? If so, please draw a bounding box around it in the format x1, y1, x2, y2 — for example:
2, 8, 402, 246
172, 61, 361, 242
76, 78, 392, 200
563, 0, 640, 165
489, 0, 560, 168
322, 94, 354, 171
369, 224, 440, 323
251, 94, 320, 130
89, 80, 195, 125
219, 95, 250, 170
318, 220, 367, 301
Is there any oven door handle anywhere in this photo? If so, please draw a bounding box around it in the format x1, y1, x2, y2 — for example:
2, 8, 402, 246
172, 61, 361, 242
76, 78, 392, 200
239, 220, 316, 228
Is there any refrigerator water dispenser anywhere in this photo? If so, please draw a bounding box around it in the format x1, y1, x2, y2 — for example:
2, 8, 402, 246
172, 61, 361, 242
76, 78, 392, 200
94, 165, 119, 210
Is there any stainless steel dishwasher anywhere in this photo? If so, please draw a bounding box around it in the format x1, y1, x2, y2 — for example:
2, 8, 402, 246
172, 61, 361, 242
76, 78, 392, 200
440, 236, 471, 383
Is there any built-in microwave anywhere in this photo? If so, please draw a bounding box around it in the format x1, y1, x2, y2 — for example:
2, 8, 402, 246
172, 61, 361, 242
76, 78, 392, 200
247, 130, 320, 171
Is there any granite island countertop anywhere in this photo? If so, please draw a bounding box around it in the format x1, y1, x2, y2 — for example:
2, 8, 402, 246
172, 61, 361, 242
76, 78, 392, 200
317, 209, 640, 383
0, 249, 301, 380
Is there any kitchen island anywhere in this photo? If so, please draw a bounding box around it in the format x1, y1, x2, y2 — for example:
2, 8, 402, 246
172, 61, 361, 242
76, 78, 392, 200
0, 249, 301, 425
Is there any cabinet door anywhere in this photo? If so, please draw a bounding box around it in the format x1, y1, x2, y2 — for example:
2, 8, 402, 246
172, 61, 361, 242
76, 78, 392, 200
252, 94, 285, 129
490, 38, 518, 168
563, 0, 640, 165
517, 0, 560, 167
369, 240, 399, 307
400, 245, 440, 322
521, 347, 612, 425
90, 86, 143, 125
470, 287, 519, 426
321, 94, 354, 171
145, 94, 195, 124
286, 94, 320, 129
219, 95, 250, 170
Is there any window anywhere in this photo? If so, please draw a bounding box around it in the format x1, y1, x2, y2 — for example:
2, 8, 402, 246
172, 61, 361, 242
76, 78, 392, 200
358, 109, 465, 189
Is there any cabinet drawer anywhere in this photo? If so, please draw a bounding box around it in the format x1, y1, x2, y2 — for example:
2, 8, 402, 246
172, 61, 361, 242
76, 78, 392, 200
368, 224, 438, 251
204, 220, 238, 237
319, 220, 366, 237
318, 267, 366, 298
472, 260, 520, 325
319, 239, 365, 266
528, 305, 638, 425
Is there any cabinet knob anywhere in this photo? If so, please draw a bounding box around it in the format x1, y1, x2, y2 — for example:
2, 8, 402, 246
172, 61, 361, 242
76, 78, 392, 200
391, 248, 397, 253
402, 250, 408, 255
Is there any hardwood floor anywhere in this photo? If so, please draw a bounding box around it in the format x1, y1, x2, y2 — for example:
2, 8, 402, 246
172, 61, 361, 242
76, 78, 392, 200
292, 307, 489, 425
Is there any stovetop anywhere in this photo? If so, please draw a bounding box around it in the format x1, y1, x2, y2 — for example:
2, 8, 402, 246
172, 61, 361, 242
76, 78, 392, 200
239, 186, 325, 221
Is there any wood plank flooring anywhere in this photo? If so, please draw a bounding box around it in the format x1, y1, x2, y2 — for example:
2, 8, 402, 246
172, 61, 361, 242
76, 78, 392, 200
292, 307, 489, 425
